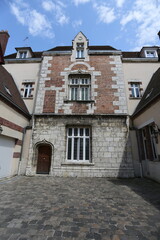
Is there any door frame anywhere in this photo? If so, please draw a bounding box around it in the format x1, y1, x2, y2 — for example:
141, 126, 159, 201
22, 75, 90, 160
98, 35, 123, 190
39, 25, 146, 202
34, 140, 53, 175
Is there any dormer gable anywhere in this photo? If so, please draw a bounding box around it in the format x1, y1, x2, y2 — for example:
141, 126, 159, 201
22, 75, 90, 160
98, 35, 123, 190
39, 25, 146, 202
16, 47, 34, 59
140, 46, 159, 58
71, 32, 89, 62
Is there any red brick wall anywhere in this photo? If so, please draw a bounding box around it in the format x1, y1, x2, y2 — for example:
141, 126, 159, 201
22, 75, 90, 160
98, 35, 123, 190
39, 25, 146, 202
43, 54, 119, 114
43, 90, 56, 113
0, 117, 23, 132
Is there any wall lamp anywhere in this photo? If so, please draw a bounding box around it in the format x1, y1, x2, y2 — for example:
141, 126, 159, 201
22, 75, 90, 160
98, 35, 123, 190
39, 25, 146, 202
0, 125, 3, 134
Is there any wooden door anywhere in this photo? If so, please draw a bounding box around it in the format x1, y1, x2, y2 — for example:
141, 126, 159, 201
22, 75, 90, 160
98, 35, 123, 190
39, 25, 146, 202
37, 145, 51, 174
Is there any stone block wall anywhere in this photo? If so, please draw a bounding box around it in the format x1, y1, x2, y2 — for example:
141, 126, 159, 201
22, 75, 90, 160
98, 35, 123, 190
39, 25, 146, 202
26, 116, 134, 178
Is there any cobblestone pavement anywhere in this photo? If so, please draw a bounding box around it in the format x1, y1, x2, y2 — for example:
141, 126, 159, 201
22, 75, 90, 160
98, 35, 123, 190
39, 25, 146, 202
0, 176, 160, 240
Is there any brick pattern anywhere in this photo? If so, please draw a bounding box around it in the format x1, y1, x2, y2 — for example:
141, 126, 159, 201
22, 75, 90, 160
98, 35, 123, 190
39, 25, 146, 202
43, 90, 56, 113
35, 53, 127, 115
13, 152, 21, 158
0, 117, 23, 132
15, 139, 23, 146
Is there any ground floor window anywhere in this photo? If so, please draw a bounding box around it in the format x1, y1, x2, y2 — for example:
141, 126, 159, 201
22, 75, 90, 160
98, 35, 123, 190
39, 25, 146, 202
67, 127, 90, 161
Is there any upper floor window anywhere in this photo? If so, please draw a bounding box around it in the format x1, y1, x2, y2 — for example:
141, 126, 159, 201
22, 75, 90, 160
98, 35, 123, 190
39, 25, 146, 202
76, 43, 84, 58
145, 50, 157, 58
19, 51, 27, 59
23, 83, 33, 98
130, 83, 141, 98
69, 75, 91, 101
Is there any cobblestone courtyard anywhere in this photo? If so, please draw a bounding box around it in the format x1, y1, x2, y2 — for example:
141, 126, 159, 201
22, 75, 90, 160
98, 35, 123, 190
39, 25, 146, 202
0, 176, 160, 240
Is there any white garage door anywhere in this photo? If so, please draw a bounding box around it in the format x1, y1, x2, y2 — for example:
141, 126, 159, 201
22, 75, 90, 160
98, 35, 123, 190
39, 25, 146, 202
0, 135, 15, 179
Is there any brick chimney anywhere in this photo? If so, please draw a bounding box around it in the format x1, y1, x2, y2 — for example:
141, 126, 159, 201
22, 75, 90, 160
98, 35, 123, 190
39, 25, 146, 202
0, 30, 10, 64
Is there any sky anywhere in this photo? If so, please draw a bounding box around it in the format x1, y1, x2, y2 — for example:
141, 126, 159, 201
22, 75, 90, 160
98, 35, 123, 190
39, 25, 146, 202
1, 0, 160, 55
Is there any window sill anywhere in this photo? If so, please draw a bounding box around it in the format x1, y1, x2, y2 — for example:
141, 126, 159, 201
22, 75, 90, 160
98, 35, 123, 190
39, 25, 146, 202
61, 161, 94, 166
76, 57, 85, 59
129, 97, 141, 100
23, 97, 33, 99
64, 100, 94, 103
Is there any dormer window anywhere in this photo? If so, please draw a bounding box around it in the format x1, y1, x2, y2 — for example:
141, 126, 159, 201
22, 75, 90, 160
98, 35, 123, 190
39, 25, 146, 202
145, 50, 157, 58
19, 51, 27, 59
76, 43, 84, 58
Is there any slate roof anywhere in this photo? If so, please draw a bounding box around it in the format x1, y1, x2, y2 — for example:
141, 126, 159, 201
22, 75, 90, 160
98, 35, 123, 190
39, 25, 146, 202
0, 65, 30, 118
5, 45, 118, 59
132, 67, 160, 118
122, 51, 140, 58
4, 51, 42, 59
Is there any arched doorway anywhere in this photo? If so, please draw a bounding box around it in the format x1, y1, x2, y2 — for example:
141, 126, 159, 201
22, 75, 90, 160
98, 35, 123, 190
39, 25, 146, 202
36, 144, 52, 174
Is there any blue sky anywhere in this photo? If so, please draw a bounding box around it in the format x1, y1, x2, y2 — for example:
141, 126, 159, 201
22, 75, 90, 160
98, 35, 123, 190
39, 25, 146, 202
1, 0, 160, 55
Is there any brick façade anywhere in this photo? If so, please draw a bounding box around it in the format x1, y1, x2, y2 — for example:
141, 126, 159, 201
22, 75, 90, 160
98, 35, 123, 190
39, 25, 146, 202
35, 54, 127, 115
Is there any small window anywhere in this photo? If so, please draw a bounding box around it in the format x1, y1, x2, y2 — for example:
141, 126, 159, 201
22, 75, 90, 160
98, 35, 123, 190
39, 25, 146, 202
76, 43, 84, 58
67, 127, 90, 162
145, 50, 157, 58
19, 51, 27, 59
130, 83, 141, 98
69, 75, 91, 101
23, 83, 33, 98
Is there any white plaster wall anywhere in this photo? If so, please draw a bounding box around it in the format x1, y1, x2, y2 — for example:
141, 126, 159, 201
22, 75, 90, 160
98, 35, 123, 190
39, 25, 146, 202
4, 62, 40, 113
123, 62, 160, 115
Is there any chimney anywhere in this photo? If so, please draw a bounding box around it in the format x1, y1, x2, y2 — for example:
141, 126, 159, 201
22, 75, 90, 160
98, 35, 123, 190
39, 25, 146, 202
0, 30, 10, 64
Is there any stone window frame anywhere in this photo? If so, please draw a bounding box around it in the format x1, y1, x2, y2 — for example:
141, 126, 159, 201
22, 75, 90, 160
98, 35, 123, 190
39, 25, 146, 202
66, 126, 91, 163
76, 43, 84, 59
21, 82, 35, 98
68, 74, 91, 101
128, 81, 143, 99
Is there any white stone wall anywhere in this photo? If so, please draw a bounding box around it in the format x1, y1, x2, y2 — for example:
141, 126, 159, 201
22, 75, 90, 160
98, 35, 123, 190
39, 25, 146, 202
26, 116, 134, 178
110, 56, 128, 114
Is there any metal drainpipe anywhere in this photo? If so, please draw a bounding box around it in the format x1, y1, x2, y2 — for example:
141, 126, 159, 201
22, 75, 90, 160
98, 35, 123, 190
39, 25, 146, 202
17, 126, 27, 175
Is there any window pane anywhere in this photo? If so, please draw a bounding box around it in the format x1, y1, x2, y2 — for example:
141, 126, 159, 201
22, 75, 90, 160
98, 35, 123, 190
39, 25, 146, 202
68, 128, 72, 136
79, 138, 83, 160
85, 139, 89, 160
74, 128, 78, 136
67, 138, 72, 160
85, 128, 89, 136
74, 138, 78, 160
80, 128, 83, 136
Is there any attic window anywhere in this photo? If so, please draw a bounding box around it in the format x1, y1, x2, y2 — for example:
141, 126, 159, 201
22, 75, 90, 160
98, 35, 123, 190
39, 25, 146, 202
17, 50, 28, 59
4, 86, 11, 96
145, 50, 157, 58
76, 43, 84, 58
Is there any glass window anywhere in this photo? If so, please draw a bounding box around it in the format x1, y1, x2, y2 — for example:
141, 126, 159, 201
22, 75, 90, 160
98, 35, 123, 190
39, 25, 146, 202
76, 43, 84, 58
69, 75, 91, 101
67, 127, 90, 162
19, 51, 27, 59
23, 83, 33, 98
130, 83, 141, 98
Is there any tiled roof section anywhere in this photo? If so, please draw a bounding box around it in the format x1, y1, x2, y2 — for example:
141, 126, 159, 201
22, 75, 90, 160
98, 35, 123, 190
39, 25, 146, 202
47, 46, 73, 51
4, 51, 42, 59
122, 51, 140, 58
89, 45, 118, 51
0, 65, 30, 118
47, 45, 118, 51
132, 67, 160, 117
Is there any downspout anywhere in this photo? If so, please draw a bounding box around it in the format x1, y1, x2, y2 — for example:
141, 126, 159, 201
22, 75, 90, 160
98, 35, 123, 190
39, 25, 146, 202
18, 125, 32, 175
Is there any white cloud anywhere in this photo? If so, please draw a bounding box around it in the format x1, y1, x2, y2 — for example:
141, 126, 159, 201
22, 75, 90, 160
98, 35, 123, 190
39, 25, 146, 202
115, 0, 125, 8
72, 0, 91, 6
120, 0, 160, 47
10, 0, 54, 38
94, 3, 116, 24
72, 19, 82, 28
42, 0, 69, 25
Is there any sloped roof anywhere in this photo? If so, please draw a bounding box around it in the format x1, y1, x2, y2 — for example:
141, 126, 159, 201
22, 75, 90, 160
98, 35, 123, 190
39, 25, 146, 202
0, 65, 30, 118
122, 51, 140, 58
132, 67, 160, 118
4, 51, 42, 59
